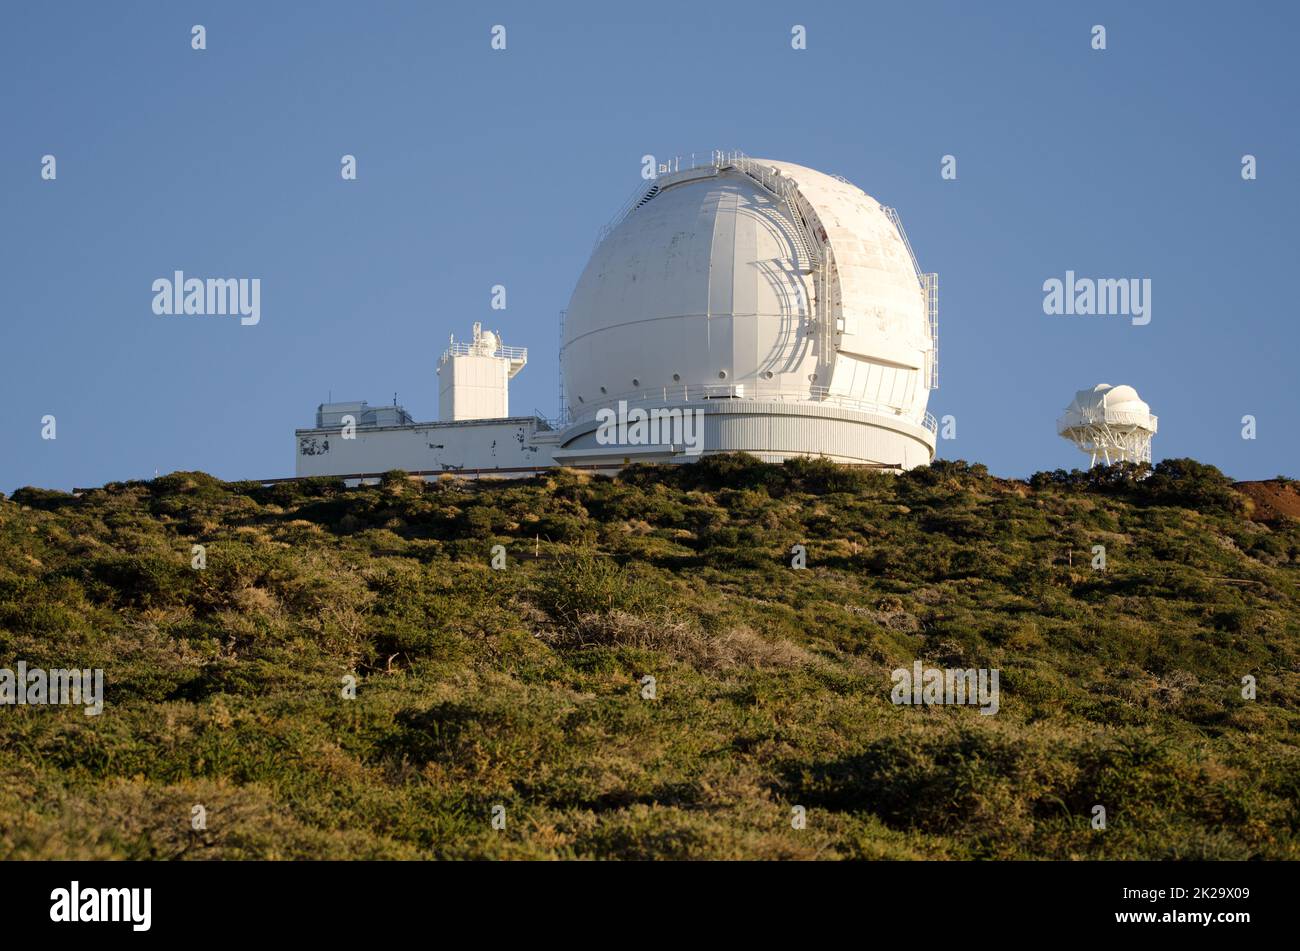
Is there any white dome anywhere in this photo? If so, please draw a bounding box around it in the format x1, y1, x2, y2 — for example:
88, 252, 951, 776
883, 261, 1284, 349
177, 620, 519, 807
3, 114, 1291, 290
1058, 383, 1158, 467
559, 154, 936, 467
1061, 383, 1155, 430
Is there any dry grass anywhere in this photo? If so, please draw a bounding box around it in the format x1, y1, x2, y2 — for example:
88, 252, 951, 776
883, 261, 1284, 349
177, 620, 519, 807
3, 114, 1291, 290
544, 610, 813, 672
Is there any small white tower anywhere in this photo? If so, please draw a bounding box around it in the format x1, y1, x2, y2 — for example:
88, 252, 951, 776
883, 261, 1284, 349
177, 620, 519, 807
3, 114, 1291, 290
437, 322, 527, 421
1057, 383, 1158, 467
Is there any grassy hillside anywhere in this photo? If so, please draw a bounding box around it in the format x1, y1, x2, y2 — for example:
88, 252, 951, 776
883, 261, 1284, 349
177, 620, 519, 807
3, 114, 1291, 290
1, 456, 1297, 860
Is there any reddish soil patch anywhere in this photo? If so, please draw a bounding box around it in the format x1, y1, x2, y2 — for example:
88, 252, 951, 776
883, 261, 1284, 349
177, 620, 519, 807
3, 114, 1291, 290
1235, 480, 1300, 522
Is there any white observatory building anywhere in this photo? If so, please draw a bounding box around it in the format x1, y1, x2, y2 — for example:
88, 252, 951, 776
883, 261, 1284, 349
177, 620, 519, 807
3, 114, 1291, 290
556, 152, 938, 469
438, 322, 528, 421
294, 150, 939, 480
1057, 384, 1158, 467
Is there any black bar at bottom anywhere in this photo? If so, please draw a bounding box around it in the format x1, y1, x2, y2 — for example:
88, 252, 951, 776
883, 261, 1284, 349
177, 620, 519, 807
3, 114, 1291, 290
1, 859, 1280, 938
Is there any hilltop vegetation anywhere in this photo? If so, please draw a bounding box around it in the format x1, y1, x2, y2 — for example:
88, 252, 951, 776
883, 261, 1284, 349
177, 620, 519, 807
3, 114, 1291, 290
1, 456, 1297, 860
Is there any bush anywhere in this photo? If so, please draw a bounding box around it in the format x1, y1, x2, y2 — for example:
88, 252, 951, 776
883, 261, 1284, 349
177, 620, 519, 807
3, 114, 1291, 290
532, 552, 657, 625
9, 486, 77, 510
82, 553, 194, 609
1139, 458, 1244, 514
905, 459, 990, 489
2, 455, 1296, 860
533, 512, 592, 544
149, 471, 229, 498
782, 456, 878, 494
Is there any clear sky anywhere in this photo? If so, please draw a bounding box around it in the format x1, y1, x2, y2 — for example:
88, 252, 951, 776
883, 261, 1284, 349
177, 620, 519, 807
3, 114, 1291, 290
3, 1, 1296, 492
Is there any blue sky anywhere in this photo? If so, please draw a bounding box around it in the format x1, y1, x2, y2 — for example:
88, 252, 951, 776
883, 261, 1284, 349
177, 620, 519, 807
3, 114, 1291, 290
3, 0, 1296, 491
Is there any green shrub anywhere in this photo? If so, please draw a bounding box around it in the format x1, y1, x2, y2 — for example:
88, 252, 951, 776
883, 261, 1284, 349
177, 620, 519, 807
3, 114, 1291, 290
2, 453, 1297, 860
9, 486, 77, 510
532, 552, 657, 624
1139, 458, 1244, 514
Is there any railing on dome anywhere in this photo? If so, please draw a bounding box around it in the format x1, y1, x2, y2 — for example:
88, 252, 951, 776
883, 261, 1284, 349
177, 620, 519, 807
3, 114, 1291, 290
595, 150, 742, 248
725, 152, 824, 272
557, 308, 569, 427
594, 181, 660, 249
923, 273, 939, 389
439, 341, 527, 363
592, 149, 842, 380
1056, 411, 1159, 435
596, 151, 821, 253
1055, 417, 1156, 467
883, 205, 939, 391
718, 151, 839, 371
882, 206, 925, 288
568, 383, 939, 435
593, 150, 828, 272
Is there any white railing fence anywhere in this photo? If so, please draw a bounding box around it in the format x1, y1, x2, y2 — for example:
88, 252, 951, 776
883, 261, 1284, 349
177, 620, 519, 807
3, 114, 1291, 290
568, 382, 938, 434
440, 341, 527, 364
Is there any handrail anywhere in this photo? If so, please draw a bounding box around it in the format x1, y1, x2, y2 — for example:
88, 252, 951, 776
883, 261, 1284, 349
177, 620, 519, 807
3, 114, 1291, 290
556, 308, 569, 426
594, 180, 662, 248
440, 341, 527, 364
1057, 412, 1158, 434
589, 148, 842, 365
726, 153, 823, 269
720, 151, 839, 370
593, 151, 744, 246
883, 205, 938, 389
881, 206, 927, 291
568, 383, 938, 434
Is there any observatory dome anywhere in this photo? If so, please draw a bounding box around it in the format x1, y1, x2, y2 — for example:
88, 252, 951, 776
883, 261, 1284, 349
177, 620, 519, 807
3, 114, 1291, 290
1060, 384, 1156, 429
558, 152, 938, 469
1058, 383, 1158, 467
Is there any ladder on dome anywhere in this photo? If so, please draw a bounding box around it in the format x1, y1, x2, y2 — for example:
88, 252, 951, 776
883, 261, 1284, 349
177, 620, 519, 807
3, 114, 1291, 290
782, 196, 817, 274
719, 151, 821, 275
924, 273, 938, 389
715, 152, 833, 362
557, 308, 568, 426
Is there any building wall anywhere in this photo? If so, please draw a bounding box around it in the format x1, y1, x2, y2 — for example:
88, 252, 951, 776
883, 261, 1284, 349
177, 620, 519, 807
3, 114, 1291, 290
437, 354, 510, 421
295, 416, 558, 478
295, 398, 933, 480
556, 400, 934, 470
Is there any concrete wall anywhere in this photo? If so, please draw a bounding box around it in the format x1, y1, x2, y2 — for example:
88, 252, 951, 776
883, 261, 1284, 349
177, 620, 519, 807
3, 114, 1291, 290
295, 416, 559, 479
437, 354, 510, 421
295, 396, 934, 480
555, 400, 933, 470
